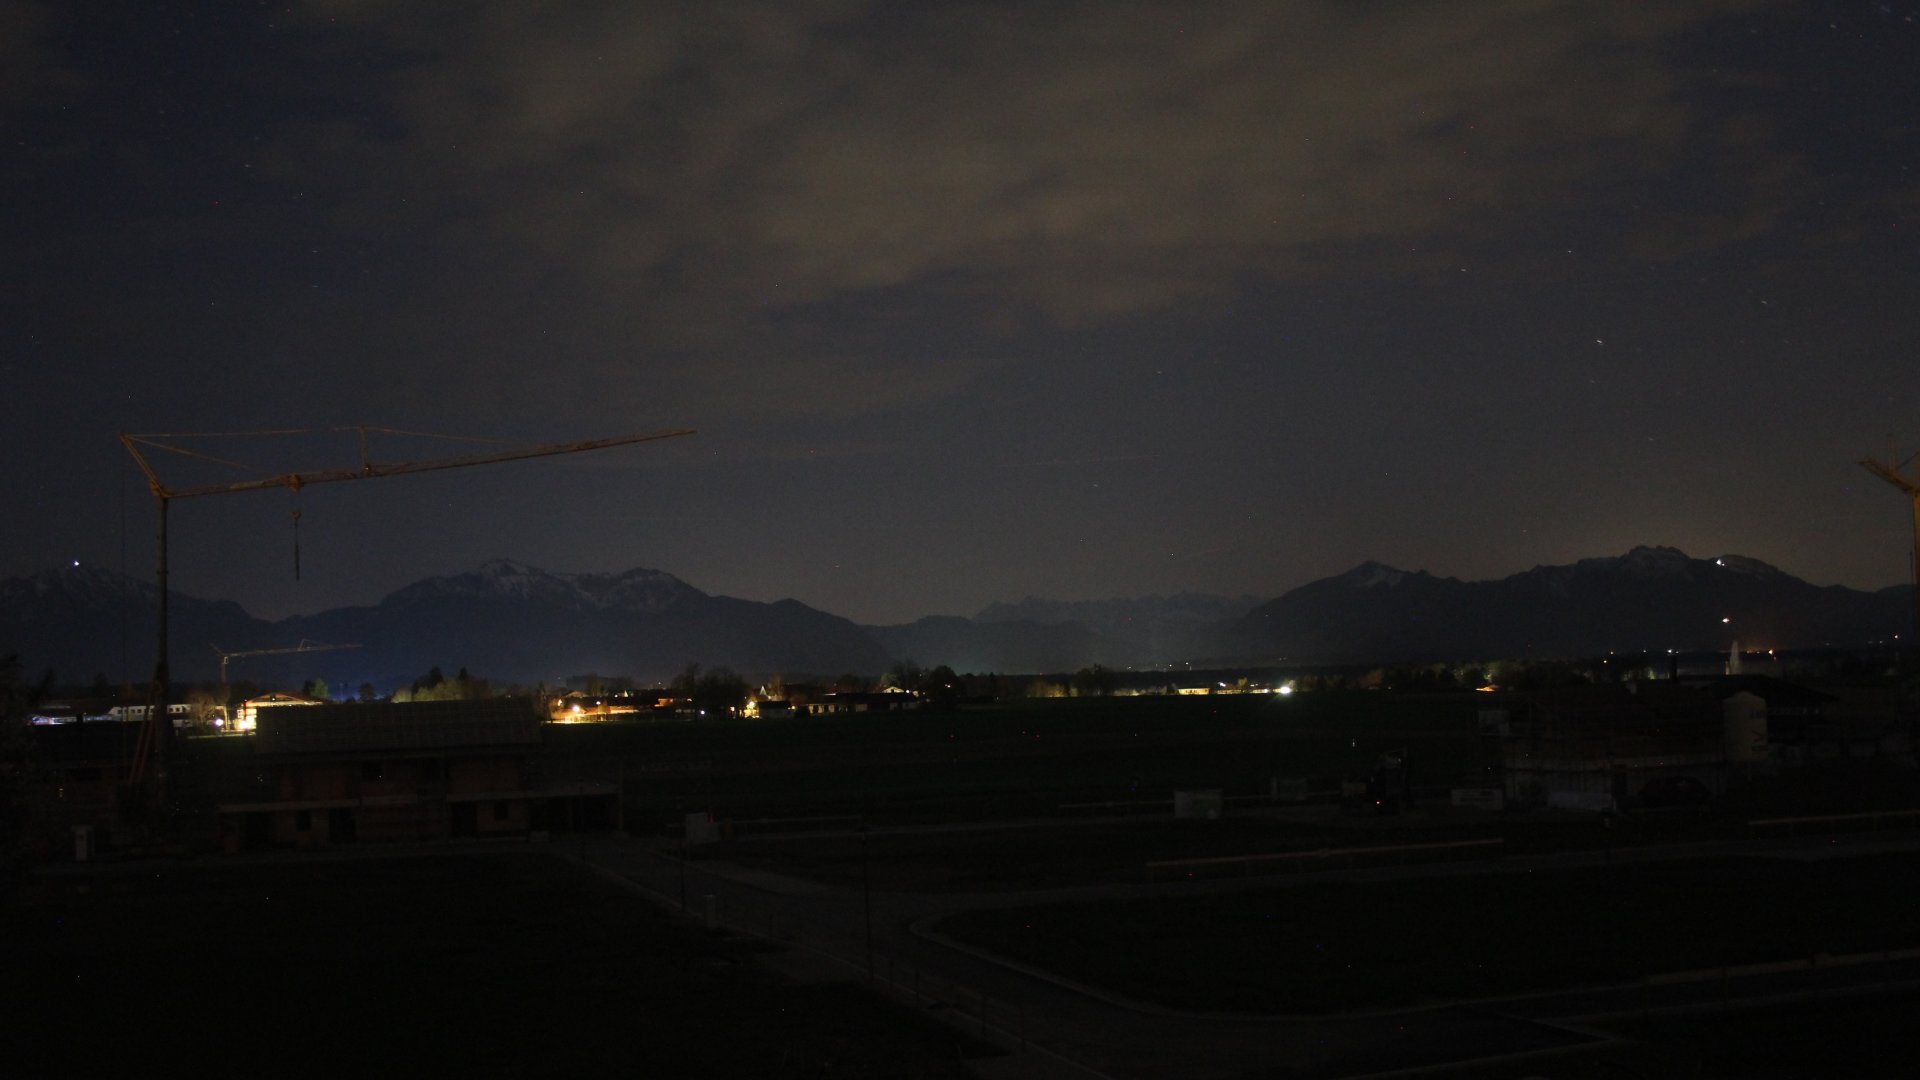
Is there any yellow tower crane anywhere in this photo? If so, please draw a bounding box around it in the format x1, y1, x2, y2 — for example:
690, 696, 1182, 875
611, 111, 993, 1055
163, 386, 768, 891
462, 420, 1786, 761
1857, 447, 1920, 654
212, 639, 362, 688
118, 425, 695, 816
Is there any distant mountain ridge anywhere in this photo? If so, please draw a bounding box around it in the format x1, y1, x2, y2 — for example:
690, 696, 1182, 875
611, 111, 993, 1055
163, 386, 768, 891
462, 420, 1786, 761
1, 560, 890, 689
972, 592, 1260, 665
1, 547, 1910, 689
383, 559, 704, 613
863, 614, 1144, 674
1208, 546, 1911, 664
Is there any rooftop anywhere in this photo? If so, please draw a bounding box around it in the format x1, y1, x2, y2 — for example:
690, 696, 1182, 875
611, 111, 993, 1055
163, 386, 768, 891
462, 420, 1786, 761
254, 698, 542, 757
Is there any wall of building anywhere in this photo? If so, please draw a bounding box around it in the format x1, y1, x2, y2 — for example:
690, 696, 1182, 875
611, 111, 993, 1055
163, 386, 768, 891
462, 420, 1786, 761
448, 755, 524, 795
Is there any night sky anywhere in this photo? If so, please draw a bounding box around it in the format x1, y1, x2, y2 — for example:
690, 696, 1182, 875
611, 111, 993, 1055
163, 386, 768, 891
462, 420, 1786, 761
4, 1, 1917, 626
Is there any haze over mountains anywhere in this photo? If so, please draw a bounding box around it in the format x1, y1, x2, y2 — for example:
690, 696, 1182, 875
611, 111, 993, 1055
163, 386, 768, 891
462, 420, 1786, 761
2, 548, 1909, 691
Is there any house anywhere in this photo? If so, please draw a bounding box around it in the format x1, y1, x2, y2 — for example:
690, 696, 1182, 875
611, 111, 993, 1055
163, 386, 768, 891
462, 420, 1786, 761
1678, 674, 1839, 766
233, 691, 325, 733
740, 697, 793, 719
798, 690, 922, 715
17, 722, 145, 855
216, 698, 618, 849
1501, 684, 1727, 812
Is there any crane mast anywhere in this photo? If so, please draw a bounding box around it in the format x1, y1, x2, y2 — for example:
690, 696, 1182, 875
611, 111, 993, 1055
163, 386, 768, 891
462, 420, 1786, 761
117, 425, 695, 820
1858, 449, 1920, 658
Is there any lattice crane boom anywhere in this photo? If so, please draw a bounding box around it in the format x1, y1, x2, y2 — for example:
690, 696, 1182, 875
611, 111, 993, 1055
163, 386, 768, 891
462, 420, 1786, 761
122, 427, 695, 499
212, 639, 362, 686
116, 425, 695, 805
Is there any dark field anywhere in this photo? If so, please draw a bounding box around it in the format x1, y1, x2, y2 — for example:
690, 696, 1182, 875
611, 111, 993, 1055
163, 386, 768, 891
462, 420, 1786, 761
568, 692, 1499, 827
28, 691, 1920, 1079
712, 800, 1769, 893
933, 851, 1920, 1014
171, 691, 1915, 845
722, 811, 1522, 892
1459, 990, 1920, 1079
5, 853, 994, 1079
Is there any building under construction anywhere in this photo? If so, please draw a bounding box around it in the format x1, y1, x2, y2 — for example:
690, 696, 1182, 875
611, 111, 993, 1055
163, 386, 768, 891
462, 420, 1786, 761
217, 697, 618, 849
1498, 684, 1731, 812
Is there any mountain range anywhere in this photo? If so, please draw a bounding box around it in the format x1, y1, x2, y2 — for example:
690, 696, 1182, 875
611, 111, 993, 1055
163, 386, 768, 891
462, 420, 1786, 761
1, 547, 1910, 690
1205, 547, 1910, 663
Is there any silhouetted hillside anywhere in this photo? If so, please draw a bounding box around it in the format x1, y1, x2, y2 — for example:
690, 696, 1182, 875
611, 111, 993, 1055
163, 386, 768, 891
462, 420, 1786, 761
1205, 546, 1911, 663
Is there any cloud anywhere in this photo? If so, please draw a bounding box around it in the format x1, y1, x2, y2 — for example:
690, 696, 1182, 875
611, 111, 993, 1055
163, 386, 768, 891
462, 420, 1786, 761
298, 2, 1765, 321
0, 0, 90, 177
0, 1, 77, 106
150, 1, 1751, 426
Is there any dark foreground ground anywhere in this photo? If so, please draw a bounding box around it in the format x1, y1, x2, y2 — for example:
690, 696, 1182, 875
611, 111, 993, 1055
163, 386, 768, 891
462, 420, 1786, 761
934, 850, 1920, 1014
4, 851, 997, 1079
1453, 989, 1920, 1079
21, 690, 1920, 1078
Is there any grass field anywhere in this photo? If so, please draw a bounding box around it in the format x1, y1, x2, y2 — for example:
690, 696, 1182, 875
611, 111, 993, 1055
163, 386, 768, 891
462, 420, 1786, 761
5, 853, 996, 1078
933, 852, 1920, 1014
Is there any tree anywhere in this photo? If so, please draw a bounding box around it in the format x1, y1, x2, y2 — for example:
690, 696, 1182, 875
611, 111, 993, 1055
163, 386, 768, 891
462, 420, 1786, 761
397, 666, 448, 701
691, 666, 747, 718
917, 665, 959, 710
885, 659, 925, 692
301, 677, 330, 701
1505, 660, 1589, 691
185, 684, 226, 729
1026, 677, 1066, 699
1073, 665, 1115, 697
